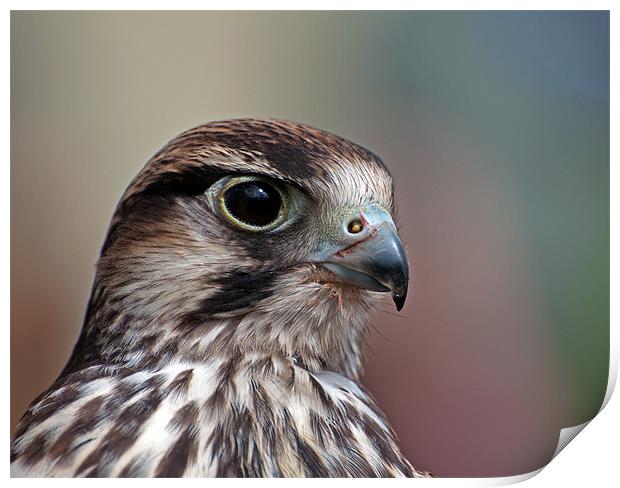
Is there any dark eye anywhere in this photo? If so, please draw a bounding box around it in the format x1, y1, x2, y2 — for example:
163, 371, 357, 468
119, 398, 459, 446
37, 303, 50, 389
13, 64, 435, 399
222, 181, 284, 228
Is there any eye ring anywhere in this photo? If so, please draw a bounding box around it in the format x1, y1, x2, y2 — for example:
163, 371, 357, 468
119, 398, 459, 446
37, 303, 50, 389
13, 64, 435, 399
215, 176, 289, 232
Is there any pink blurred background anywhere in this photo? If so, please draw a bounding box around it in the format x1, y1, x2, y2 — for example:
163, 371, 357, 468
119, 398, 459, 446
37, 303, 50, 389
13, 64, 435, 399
11, 12, 609, 476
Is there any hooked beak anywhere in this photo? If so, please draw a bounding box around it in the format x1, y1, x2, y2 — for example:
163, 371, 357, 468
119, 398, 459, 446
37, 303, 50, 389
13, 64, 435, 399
314, 206, 409, 311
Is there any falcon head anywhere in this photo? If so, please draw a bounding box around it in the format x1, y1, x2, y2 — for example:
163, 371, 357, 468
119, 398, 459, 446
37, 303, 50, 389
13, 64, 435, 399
71, 119, 410, 378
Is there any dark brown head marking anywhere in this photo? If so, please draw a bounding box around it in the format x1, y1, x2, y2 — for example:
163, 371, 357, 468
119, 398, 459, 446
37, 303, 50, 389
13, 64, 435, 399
102, 118, 389, 254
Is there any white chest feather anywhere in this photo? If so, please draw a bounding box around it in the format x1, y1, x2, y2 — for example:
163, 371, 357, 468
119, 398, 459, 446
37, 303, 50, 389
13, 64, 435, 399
11, 358, 425, 477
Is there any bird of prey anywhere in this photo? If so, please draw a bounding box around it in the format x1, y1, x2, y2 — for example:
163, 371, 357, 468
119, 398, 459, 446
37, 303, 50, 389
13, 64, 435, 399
11, 118, 429, 477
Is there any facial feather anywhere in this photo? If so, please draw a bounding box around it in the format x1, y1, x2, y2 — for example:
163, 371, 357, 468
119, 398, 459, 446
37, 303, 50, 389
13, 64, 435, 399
67, 118, 395, 376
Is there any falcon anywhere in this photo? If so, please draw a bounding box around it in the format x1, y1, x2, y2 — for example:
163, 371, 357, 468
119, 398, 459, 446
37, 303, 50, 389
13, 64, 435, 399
11, 118, 429, 477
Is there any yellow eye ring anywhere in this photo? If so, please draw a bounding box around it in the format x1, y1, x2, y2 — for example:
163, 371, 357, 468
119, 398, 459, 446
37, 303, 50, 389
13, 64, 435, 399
215, 176, 289, 232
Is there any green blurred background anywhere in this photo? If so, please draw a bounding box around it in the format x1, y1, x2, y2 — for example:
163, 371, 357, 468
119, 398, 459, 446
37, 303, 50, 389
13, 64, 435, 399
11, 11, 609, 476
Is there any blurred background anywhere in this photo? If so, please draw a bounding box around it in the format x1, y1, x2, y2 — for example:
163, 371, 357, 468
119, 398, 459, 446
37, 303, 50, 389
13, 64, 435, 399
11, 11, 609, 477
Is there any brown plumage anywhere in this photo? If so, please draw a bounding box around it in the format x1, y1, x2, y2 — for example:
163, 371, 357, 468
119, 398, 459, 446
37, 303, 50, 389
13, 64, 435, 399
11, 118, 430, 477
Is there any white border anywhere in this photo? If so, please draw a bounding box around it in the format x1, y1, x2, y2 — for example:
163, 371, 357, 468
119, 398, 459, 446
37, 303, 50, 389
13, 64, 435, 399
4, 3, 616, 485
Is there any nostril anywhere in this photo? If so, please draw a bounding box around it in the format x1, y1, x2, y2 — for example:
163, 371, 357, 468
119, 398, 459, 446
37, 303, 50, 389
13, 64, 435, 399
347, 218, 364, 235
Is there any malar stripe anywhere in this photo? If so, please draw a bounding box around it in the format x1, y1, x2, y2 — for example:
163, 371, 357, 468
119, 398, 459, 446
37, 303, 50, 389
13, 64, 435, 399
188, 269, 281, 321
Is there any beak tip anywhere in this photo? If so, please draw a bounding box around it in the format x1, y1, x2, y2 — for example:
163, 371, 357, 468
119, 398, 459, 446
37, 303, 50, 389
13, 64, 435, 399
392, 291, 407, 311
